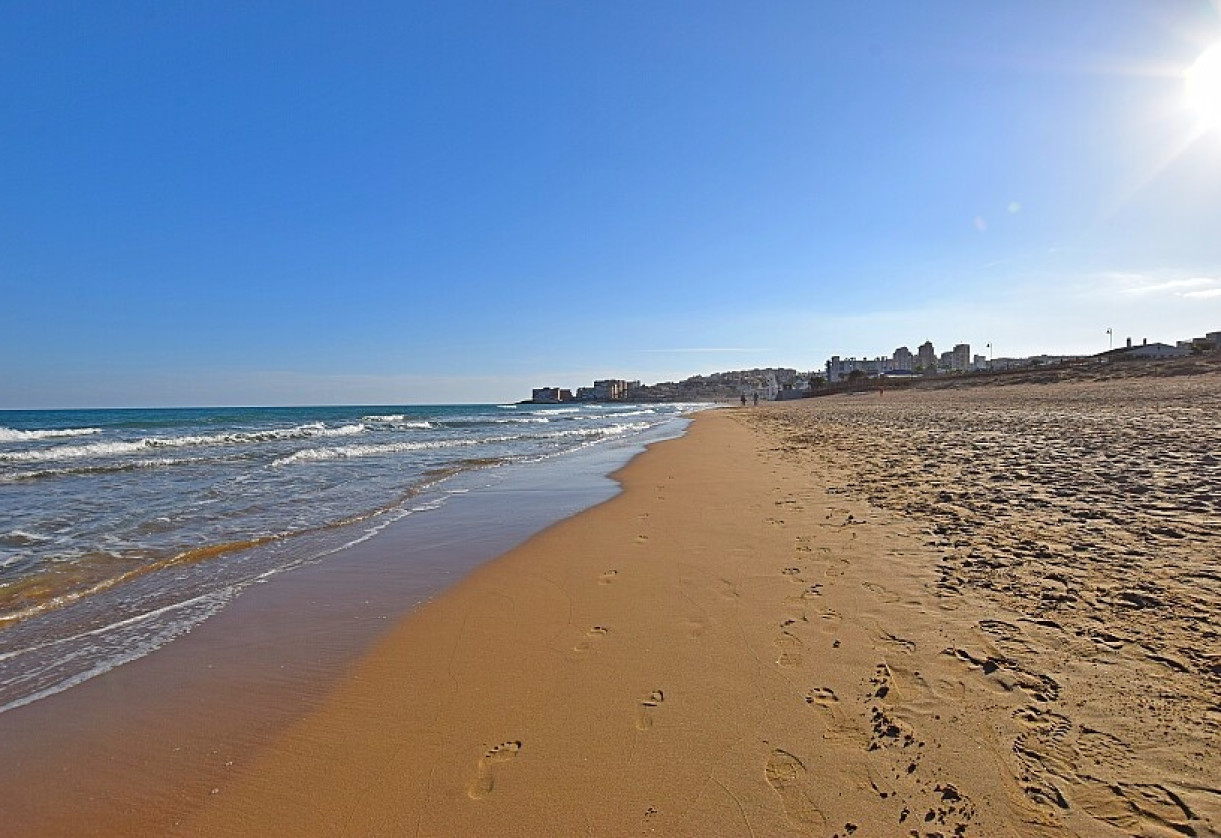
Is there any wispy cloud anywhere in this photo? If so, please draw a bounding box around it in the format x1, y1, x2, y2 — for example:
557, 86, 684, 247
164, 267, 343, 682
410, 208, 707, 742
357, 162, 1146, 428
1117, 275, 1221, 296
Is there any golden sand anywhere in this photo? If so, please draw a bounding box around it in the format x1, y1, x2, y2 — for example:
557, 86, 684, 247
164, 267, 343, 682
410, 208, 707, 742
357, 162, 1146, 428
170, 372, 1220, 836
8, 370, 1219, 837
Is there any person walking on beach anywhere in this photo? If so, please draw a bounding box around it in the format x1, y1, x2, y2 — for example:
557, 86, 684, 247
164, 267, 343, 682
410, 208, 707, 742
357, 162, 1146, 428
752, 392, 759, 406
740, 394, 747, 407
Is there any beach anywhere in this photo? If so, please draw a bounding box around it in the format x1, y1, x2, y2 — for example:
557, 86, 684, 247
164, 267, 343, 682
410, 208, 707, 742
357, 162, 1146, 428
6, 372, 1221, 836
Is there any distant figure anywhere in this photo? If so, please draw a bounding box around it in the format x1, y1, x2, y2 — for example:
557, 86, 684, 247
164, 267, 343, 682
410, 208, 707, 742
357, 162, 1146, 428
740, 394, 747, 407
752, 392, 759, 406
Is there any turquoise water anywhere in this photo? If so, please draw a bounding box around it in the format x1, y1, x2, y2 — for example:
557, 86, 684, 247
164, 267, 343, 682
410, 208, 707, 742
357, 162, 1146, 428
0, 402, 702, 712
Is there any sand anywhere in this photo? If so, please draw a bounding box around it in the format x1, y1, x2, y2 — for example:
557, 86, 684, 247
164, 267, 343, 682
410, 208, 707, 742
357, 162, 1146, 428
13, 370, 1221, 836
166, 371, 1220, 837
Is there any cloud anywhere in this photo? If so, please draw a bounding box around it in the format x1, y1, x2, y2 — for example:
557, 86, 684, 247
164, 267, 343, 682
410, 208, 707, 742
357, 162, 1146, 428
1116, 275, 1221, 296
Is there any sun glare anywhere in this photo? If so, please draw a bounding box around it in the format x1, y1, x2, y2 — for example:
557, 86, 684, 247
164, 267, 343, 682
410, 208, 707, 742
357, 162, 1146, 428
1186, 43, 1221, 128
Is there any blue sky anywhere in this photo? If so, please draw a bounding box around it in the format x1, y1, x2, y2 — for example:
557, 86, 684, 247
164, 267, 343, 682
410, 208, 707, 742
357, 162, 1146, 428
3, 1, 1220, 407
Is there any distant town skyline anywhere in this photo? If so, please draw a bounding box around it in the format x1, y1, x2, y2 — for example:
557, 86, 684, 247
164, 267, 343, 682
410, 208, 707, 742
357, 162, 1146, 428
3, 3, 1220, 408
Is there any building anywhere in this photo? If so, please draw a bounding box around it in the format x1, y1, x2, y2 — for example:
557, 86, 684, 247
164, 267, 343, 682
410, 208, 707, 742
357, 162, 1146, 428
917, 341, 936, 372
591, 379, 628, 400
973, 354, 988, 371
1178, 332, 1221, 351
952, 343, 971, 372
1100, 339, 1190, 361
826, 356, 884, 383
892, 346, 914, 372
531, 387, 574, 403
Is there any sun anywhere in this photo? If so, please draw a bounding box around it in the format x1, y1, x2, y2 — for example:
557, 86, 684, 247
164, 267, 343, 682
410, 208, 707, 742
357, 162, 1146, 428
1186, 43, 1221, 128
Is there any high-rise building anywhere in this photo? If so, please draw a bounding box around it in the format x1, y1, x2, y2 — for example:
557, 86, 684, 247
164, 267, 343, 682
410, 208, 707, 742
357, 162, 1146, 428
892, 346, 913, 372
917, 341, 936, 371
952, 343, 971, 372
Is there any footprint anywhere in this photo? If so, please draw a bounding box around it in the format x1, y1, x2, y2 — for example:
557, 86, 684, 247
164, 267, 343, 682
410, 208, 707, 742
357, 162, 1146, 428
862, 581, 900, 603
636, 689, 665, 730
774, 631, 804, 668
1073, 779, 1197, 835
574, 625, 609, 652
871, 627, 916, 654
786, 583, 822, 602
764, 749, 826, 827
780, 615, 808, 631
805, 686, 839, 709
468, 741, 522, 799
598, 569, 618, 585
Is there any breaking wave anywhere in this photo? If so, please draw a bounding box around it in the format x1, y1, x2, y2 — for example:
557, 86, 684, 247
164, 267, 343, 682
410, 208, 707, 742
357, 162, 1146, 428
0, 427, 101, 442
0, 423, 367, 463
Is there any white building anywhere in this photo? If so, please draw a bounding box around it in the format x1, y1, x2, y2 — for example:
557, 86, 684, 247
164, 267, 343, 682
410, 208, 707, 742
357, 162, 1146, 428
826, 356, 884, 383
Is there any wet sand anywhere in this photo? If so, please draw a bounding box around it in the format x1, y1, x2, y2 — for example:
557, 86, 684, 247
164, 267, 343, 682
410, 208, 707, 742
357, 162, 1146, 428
13, 371, 1221, 836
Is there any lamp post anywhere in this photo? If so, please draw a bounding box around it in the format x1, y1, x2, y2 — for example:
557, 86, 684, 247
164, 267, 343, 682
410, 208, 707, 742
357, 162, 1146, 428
986, 342, 993, 372
1107, 328, 1113, 351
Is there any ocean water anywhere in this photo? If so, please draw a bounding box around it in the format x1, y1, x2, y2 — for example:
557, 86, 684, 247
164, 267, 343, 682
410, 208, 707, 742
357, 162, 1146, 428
0, 402, 703, 713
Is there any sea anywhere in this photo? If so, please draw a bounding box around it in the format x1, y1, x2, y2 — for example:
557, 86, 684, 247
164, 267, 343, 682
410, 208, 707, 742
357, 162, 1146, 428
0, 402, 704, 714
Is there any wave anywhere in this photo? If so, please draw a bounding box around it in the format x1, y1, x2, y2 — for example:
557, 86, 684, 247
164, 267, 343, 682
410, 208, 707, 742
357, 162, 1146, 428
0, 423, 368, 463
271, 422, 651, 467
360, 415, 434, 428
0, 427, 101, 443
0, 457, 213, 483
1, 529, 52, 547
273, 437, 485, 466
542, 421, 650, 441
479, 417, 552, 425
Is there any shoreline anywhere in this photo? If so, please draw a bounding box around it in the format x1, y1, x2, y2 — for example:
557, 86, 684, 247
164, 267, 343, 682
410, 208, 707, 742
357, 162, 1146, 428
0, 415, 691, 837
5, 376, 1219, 836
173, 406, 1020, 836
180, 385, 1220, 837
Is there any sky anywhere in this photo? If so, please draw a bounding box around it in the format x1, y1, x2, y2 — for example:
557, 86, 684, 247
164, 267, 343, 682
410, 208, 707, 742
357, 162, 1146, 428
3, 1, 1221, 408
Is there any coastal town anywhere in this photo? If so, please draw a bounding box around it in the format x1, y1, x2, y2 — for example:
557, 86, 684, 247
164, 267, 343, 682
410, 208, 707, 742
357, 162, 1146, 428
526, 328, 1221, 403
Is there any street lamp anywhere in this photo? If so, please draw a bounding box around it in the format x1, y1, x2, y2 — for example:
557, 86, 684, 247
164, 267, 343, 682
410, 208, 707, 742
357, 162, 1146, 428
1106, 328, 1113, 351
986, 342, 993, 371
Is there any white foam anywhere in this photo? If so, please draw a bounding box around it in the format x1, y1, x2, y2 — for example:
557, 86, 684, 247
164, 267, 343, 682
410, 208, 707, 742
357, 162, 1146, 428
0, 423, 368, 463
0, 427, 101, 442
2, 529, 51, 545
272, 437, 484, 466
0, 591, 231, 715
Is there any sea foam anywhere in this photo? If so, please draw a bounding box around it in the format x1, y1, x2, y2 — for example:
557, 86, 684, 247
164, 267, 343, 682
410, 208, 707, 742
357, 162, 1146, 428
0, 427, 101, 442
0, 423, 368, 463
